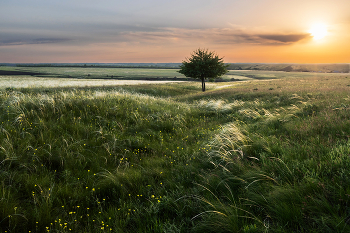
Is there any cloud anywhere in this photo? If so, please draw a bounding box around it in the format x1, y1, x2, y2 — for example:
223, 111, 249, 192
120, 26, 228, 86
0, 38, 72, 46
0, 24, 311, 49
257, 33, 311, 43
206, 27, 311, 45
111, 27, 312, 46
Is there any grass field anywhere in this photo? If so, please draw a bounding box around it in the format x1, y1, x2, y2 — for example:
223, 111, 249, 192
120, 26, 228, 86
1, 69, 350, 232
1, 66, 348, 89
0, 66, 188, 80
0, 75, 187, 89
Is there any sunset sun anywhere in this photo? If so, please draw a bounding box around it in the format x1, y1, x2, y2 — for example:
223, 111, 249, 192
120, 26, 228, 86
309, 23, 328, 40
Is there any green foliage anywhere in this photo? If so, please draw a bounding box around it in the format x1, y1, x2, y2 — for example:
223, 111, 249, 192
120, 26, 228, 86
178, 49, 228, 91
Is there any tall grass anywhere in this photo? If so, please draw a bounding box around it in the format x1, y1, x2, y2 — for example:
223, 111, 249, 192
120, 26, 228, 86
193, 77, 350, 232
0, 87, 214, 232
1, 73, 350, 232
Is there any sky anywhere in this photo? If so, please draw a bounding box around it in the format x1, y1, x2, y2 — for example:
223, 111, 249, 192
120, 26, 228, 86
1, 0, 350, 63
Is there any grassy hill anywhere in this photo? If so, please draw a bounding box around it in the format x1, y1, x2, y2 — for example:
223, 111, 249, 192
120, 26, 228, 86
1, 73, 350, 232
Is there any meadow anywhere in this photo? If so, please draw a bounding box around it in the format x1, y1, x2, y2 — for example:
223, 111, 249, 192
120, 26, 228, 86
1, 68, 350, 232
1, 65, 346, 88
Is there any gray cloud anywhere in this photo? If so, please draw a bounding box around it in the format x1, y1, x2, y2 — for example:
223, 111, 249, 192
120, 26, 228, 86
210, 28, 312, 45
0, 24, 311, 48
112, 27, 312, 46
0, 38, 72, 46
257, 33, 311, 43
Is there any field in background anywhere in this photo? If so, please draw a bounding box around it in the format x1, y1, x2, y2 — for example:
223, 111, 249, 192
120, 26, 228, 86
0, 76, 186, 89
0, 66, 187, 80
1, 68, 350, 232
1, 66, 349, 89
227, 63, 350, 73
2, 62, 349, 73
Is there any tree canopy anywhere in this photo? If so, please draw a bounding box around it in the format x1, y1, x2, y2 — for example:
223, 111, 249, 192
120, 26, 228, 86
178, 49, 228, 91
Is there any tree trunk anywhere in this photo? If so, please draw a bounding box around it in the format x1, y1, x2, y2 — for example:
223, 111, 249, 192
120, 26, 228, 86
201, 78, 205, 92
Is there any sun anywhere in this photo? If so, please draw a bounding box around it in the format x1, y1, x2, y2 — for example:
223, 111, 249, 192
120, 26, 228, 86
309, 24, 328, 40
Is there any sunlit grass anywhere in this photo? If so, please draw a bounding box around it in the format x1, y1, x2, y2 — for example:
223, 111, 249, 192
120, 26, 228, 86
193, 76, 350, 232
0, 75, 186, 89
1, 72, 350, 232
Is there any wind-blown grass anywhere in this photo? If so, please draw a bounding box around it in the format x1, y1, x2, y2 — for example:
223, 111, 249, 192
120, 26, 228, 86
193, 77, 350, 232
0, 87, 212, 232
1, 72, 350, 232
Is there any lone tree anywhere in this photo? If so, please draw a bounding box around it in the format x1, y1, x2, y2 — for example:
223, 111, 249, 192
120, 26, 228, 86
178, 49, 228, 92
